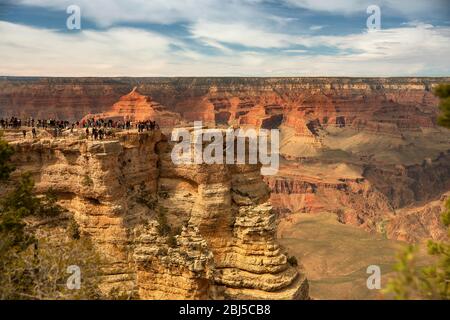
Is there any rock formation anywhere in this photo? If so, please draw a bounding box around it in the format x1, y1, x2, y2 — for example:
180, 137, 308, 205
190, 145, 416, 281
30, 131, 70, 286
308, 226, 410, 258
265, 152, 450, 242
363, 152, 450, 209
1, 77, 449, 244
4, 129, 308, 300
8, 131, 162, 294
387, 193, 450, 243
265, 166, 395, 232
133, 130, 308, 299
82, 87, 182, 127
0, 77, 130, 121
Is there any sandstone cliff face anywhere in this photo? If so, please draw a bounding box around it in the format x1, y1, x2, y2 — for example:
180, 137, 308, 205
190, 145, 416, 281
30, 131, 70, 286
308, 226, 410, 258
0, 78, 130, 121
9, 131, 162, 294
266, 153, 450, 242
132, 131, 308, 299
5, 130, 308, 300
363, 152, 450, 209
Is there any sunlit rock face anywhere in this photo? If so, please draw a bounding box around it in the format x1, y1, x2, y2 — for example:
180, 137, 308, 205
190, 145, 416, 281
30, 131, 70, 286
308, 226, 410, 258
7, 131, 163, 295
1, 76, 449, 244
81, 87, 182, 127
5, 129, 308, 300
133, 130, 308, 300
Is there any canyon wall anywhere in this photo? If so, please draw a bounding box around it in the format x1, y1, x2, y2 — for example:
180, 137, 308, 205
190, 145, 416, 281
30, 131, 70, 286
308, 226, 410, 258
4, 130, 308, 300
1, 77, 450, 243
265, 158, 450, 242
1, 77, 447, 127
81, 87, 182, 127
8, 131, 162, 295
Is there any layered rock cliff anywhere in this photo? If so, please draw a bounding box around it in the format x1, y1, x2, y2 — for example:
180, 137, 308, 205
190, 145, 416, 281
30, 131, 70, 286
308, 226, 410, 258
82, 87, 182, 127
266, 150, 450, 243
4, 129, 308, 300
8, 131, 162, 294
1, 77, 449, 243
134, 131, 308, 299
1, 77, 447, 128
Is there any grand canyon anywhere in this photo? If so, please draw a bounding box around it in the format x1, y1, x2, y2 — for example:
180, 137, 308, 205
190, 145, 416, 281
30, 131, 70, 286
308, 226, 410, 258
1, 77, 449, 300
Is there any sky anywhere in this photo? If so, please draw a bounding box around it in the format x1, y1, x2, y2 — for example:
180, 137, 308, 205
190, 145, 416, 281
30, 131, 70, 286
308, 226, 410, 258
0, 0, 449, 77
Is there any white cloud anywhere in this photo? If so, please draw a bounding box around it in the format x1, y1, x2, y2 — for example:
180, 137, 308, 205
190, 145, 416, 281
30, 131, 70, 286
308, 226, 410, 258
309, 25, 325, 31
14, 0, 268, 26
283, 0, 446, 17
0, 21, 174, 76
190, 20, 297, 49
0, 21, 449, 76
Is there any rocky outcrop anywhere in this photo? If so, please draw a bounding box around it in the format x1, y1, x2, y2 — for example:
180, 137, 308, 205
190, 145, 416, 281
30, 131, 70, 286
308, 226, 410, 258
387, 193, 450, 242
82, 87, 182, 127
0, 77, 130, 121
5, 129, 308, 300
265, 171, 395, 232
266, 156, 450, 242
8, 131, 163, 294
132, 129, 308, 299
133, 222, 215, 299
363, 152, 450, 209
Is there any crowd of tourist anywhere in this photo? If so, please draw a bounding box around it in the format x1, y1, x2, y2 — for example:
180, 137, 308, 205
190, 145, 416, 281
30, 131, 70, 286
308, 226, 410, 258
81, 118, 159, 132
0, 116, 160, 140
0, 117, 22, 129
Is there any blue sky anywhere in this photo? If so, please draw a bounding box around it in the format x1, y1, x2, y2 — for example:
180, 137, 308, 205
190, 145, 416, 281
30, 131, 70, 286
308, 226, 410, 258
0, 0, 449, 76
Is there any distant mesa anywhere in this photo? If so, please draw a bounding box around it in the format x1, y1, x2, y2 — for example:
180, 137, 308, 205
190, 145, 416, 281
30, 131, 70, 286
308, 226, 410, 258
82, 87, 182, 127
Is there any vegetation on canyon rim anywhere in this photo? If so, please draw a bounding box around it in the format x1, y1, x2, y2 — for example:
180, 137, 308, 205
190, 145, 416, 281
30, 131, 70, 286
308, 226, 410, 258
384, 84, 450, 300
0, 137, 102, 299
436, 84, 450, 128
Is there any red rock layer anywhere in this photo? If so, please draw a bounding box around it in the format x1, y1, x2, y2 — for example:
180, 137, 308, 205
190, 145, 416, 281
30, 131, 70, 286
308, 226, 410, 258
82, 87, 182, 127
0, 78, 130, 121
1, 78, 446, 132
